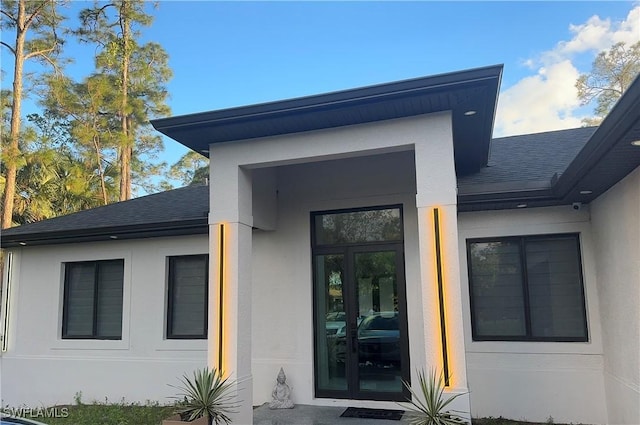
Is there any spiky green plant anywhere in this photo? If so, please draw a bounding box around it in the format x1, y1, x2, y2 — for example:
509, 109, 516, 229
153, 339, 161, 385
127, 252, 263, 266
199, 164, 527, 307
401, 369, 469, 425
170, 368, 237, 425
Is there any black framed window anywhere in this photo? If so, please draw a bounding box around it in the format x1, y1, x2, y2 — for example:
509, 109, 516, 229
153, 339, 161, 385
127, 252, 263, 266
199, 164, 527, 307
62, 259, 124, 339
467, 234, 588, 342
167, 255, 208, 339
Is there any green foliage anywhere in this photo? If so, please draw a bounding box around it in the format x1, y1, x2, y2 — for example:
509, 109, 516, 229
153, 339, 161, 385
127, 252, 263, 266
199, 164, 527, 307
576, 41, 640, 125
40, 74, 121, 204
170, 368, 237, 425
169, 151, 209, 187
74, 0, 172, 200
401, 369, 468, 425
472, 418, 570, 425
0, 0, 67, 67
37, 400, 174, 425
0, 0, 67, 228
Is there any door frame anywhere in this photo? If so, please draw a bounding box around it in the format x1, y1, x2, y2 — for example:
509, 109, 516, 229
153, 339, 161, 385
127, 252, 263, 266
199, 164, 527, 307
311, 205, 411, 401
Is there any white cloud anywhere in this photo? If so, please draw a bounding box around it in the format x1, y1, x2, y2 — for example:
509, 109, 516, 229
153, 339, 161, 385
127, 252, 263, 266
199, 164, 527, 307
494, 5, 640, 137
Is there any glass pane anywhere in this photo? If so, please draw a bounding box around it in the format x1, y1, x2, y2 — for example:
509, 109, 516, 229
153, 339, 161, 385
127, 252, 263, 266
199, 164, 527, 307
314, 254, 347, 392
315, 208, 402, 245
95, 260, 124, 338
526, 237, 586, 339
355, 251, 402, 393
169, 256, 207, 338
469, 241, 526, 337
64, 263, 96, 337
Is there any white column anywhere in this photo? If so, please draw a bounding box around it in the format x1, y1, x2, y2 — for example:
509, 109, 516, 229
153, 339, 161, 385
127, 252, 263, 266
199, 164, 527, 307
414, 114, 470, 415
208, 162, 253, 424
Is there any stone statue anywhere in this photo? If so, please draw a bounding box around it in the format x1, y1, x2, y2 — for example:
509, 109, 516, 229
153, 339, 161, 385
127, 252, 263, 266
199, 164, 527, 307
269, 367, 294, 409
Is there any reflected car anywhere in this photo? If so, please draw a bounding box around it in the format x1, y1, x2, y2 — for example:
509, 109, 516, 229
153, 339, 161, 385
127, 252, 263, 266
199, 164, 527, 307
0, 416, 50, 425
357, 312, 400, 367
325, 311, 346, 337
334, 312, 400, 367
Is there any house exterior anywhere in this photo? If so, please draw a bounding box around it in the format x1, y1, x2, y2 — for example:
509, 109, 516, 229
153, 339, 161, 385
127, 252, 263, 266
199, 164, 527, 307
1, 65, 639, 425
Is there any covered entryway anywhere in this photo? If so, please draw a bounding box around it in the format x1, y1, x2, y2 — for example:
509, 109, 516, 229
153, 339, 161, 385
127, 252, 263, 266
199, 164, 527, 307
151, 67, 504, 422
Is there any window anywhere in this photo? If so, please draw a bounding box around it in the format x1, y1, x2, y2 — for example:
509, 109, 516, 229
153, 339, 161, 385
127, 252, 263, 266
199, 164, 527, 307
62, 259, 124, 339
167, 255, 208, 339
467, 234, 587, 342
313, 206, 402, 245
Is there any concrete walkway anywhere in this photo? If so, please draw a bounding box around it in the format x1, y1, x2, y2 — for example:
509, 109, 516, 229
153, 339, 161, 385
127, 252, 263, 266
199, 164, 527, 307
253, 404, 407, 425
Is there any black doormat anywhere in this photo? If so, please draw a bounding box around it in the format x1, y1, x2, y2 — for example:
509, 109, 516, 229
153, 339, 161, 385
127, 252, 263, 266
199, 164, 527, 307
340, 407, 404, 420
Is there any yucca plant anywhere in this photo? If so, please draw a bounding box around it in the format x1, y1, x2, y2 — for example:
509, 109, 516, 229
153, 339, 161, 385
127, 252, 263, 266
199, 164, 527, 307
400, 368, 469, 425
170, 368, 237, 425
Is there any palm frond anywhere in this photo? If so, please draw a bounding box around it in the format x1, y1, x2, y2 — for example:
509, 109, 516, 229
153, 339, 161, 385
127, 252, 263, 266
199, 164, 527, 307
400, 368, 469, 425
169, 368, 238, 425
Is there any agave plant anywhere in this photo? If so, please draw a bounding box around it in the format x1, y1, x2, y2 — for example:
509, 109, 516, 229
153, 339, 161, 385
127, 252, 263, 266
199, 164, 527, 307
170, 368, 237, 425
401, 369, 469, 425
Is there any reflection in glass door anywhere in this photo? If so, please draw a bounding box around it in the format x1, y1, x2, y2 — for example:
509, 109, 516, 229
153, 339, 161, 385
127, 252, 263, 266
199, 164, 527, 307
312, 206, 409, 401
354, 250, 403, 395
315, 254, 347, 392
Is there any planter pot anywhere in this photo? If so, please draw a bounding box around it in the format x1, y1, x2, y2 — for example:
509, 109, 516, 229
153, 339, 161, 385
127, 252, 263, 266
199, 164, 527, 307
162, 414, 209, 425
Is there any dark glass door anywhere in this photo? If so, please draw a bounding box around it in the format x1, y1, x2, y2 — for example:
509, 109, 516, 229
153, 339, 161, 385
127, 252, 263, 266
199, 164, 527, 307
313, 207, 409, 401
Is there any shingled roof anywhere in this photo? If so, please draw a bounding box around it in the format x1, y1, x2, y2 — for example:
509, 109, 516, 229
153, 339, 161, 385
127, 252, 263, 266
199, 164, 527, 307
459, 127, 597, 186
0, 127, 599, 247
1, 185, 209, 247
3, 71, 639, 247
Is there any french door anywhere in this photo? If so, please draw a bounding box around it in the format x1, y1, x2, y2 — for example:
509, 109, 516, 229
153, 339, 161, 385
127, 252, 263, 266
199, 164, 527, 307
312, 206, 410, 401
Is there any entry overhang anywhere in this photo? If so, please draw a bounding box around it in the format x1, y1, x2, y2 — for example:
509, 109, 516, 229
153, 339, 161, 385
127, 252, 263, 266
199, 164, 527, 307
151, 65, 503, 176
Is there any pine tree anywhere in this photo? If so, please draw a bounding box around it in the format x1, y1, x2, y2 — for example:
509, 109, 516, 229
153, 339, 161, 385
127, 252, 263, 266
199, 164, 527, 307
0, 0, 65, 228
75, 0, 172, 201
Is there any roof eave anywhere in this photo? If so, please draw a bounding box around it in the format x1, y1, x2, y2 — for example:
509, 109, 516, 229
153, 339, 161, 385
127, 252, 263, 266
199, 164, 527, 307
151, 65, 503, 131
152, 65, 504, 175
553, 73, 640, 200
1, 218, 208, 248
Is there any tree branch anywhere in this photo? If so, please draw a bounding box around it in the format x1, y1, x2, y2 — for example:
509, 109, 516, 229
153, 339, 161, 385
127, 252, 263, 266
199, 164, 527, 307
0, 40, 16, 56
24, 0, 51, 30
1, 8, 16, 22
24, 44, 56, 61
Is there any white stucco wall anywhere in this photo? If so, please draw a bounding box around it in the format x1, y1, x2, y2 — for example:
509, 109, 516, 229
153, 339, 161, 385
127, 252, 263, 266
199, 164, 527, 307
458, 206, 608, 424
206, 112, 471, 418
590, 166, 640, 425
251, 151, 423, 408
0, 235, 208, 407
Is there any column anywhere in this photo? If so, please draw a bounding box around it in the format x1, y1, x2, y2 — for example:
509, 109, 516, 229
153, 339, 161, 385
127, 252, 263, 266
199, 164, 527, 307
208, 162, 253, 424
414, 115, 471, 416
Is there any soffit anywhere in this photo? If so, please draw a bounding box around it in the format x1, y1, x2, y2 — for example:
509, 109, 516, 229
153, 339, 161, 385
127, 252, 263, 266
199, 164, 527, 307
152, 65, 503, 175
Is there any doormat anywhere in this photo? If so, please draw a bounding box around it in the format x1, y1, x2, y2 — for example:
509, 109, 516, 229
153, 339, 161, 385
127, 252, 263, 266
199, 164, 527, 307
340, 407, 404, 420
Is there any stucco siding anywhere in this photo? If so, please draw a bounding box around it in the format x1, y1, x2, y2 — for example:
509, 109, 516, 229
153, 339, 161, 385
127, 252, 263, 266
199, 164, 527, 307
251, 151, 424, 408
458, 206, 608, 424
204, 111, 469, 414
1, 235, 208, 406
591, 166, 640, 425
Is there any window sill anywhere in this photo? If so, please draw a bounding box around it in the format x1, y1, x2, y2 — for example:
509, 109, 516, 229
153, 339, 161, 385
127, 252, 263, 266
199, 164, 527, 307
51, 339, 130, 351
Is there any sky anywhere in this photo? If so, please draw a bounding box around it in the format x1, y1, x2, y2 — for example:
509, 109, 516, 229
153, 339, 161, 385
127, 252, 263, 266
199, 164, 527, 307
3, 1, 640, 184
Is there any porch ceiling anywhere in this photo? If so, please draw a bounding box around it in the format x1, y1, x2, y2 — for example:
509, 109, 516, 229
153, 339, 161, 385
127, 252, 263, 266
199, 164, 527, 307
151, 65, 503, 176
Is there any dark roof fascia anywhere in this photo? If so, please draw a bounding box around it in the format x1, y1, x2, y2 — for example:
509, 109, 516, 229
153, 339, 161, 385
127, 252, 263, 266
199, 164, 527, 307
152, 65, 503, 133
458, 180, 552, 202
151, 66, 503, 175
552, 74, 640, 198
1, 218, 208, 248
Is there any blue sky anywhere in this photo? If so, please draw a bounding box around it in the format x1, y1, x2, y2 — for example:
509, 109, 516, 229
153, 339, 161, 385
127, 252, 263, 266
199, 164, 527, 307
4, 1, 640, 186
